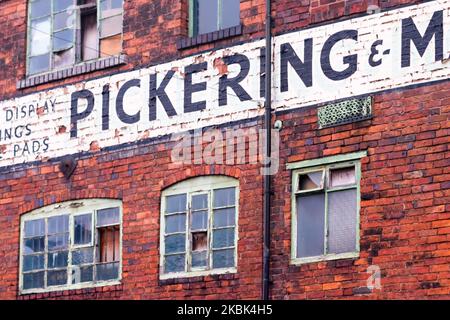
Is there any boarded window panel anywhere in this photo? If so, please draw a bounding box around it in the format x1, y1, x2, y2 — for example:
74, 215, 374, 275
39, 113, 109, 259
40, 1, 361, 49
23, 272, 44, 290
100, 34, 122, 57
165, 254, 185, 273
220, 0, 240, 29
96, 262, 119, 281
29, 53, 50, 74
30, 0, 51, 18
24, 219, 45, 238
48, 251, 69, 269
74, 214, 92, 245
296, 193, 325, 258
212, 249, 234, 268
197, 0, 218, 35
164, 234, 186, 254
166, 194, 187, 214
327, 189, 357, 254
330, 167, 356, 188
99, 226, 120, 262
81, 12, 99, 61
213, 187, 235, 208
100, 14, 122, 38
47, 270, 68, 286
30, 17, 51, 56
97, 207, 120, 226
165, 214, 186, 234
298, 171, 323, 191
23, 254, 44, 272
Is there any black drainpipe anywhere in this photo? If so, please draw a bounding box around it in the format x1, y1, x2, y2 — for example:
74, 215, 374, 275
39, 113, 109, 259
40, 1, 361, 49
262, 0, 272, 301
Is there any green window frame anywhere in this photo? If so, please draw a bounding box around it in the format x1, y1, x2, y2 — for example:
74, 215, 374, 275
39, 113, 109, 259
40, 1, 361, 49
160, 176, 239, 279
289, 152, 366, 265
27, 0, 124, 76
189, 0, 241, 37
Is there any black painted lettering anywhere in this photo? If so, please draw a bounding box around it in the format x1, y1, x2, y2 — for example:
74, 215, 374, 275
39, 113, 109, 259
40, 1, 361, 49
70, 90, 95, 138
280, 39, 313, 92
219, 54, 252, 106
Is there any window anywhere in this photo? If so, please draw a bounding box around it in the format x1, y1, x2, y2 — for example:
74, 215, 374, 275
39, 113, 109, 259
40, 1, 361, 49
190, 0, 240, 36
27, 0, 124, 75
20, 199, 122, 294
160, 176, 239, 279
290, 155, 362, 264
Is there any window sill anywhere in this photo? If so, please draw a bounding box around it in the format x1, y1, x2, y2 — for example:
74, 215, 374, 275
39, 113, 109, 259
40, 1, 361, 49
19, 279, 122, 296
176, 25, 242, 50
17, 54, 127, 90
159, 267, 237, 281
290, 252, 359, 265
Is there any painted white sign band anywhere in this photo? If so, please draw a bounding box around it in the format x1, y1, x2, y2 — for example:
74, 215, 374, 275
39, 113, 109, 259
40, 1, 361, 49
0, 0, 449, 168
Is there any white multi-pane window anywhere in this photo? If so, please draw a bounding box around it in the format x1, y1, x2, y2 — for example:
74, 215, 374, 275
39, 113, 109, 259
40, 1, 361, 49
27, 0, 124, 75
290, 154, 363, 264
160, 176, 239, 279
20, 199, 122, 294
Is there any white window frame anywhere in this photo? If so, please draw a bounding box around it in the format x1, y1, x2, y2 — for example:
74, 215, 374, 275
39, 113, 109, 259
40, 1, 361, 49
160, 175, 239, 280
19, 199, 123, 295
288, 151, 366, 265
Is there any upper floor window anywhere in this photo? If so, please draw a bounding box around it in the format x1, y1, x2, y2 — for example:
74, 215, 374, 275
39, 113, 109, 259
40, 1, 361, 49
20, 199, 122, 294
27, 0, 124, 75
190, 0, 240, 36
290, 154, 363, 265
160, 176, 239, 279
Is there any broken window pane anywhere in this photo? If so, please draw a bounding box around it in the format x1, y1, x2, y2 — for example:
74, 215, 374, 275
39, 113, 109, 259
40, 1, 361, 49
24, 219, 45, 238
213, 187, 235, 208
329, 167, 356, 188
197, 0, 218, 35
165, 234, 186, 254
191, 211, 208, 231
296, 193, 325, 258
47, 270, 68, 286
220, 0, 240, 29
192, 231, 208, 251
53, 29, 74, 51
23, 254, 44, 272
212, 228, 234, 249
192, 251, 207, 268
29, 53, 50, 74
100, 14, 122, 38
48, 251, 69, 269
48, 215, 69, 234
97, 207, 120, 226
48, 234, 69, 251
72, 247, 94, 265
23, 272, 44, 290
53, 47, 75, 69
327, 189, 357, 254
213, 207, 235, 228
165, 254, 185, 273
165, 214, 186, 234
30, 17, 51, 56
24, 237, 45, 254
298, 171, 323, 191
96, 262, 119, 281
53, 0, 75, 12
212, 249, 234, 268
166, 194, 187, 214
100, 34, 122, 57
81, 11, 99, 61
30, 0, 51, 19
74, 214, 92, 245
98, 226, 120, 262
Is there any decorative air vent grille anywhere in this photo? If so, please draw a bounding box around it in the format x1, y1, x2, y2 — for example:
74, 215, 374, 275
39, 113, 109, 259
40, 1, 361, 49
318, 96, 372, 129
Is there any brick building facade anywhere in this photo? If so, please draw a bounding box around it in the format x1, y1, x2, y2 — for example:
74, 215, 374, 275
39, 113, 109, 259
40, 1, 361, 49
0, 0, 449, 300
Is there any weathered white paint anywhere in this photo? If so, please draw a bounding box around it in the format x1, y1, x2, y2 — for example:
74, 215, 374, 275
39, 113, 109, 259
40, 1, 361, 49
0, 0, 449, 168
